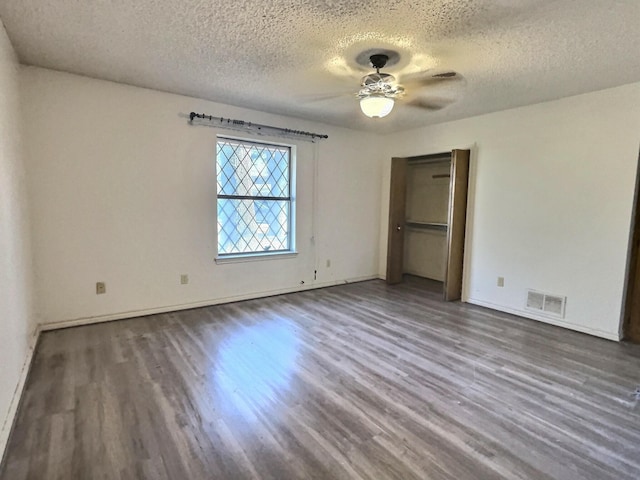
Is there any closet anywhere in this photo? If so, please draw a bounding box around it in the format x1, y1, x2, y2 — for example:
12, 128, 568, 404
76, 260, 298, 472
386, 150, 470, 301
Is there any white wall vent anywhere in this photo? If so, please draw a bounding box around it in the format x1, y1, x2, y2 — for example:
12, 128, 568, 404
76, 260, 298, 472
526, 290, 566, 318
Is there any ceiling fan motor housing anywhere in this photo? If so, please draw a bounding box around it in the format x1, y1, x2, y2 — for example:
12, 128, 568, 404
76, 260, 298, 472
369, 54, 389, 70
355, 49, 459, 117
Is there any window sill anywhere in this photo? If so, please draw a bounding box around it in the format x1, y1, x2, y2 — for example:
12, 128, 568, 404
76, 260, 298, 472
215, 251, 298, 265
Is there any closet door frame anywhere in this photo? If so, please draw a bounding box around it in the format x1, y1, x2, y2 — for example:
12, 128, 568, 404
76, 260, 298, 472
622, 150, 640, 342
385, 150, 470, 301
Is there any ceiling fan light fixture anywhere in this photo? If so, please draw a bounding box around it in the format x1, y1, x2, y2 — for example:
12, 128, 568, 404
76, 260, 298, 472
360, 95, 394, 118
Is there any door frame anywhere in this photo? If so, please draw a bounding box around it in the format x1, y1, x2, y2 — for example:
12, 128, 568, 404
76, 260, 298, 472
622, 150, 640, 342
385, 150, 470, 301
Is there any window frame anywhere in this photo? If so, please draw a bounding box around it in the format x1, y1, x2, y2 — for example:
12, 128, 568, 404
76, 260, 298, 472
214, 135, 296, 262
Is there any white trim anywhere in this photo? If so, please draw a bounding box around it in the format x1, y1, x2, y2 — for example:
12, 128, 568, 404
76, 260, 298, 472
1, 326, 40, 462
467, 297, 621, 342
215, 251, 298, 264
216, 132, 303, 149
344, 276, 617, 341
40, 275, 380, 331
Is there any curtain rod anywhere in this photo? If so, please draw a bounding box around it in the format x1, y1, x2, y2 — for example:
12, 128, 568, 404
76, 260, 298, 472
189, 112, 328, 141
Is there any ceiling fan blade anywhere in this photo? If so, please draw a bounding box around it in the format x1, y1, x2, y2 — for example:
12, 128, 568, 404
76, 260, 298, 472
297, 92, 354, 104
399, 71, 464, 91
403, 96, 456, 111
432, 72, 458, 78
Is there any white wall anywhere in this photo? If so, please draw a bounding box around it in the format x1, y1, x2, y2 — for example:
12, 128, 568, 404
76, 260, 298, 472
380, 83, 640, 340
0, 21, 36, 454
21, 67, 383, 327
18, 65, 640, 343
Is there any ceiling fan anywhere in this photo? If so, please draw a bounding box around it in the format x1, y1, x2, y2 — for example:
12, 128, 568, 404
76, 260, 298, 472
356, 53, 462, 119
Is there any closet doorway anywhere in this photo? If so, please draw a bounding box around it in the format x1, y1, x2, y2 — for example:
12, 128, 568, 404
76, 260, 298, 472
386, 150, 470, 301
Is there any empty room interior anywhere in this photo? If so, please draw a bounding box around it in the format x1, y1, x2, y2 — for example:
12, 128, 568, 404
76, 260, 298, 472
2, 1, 640, 479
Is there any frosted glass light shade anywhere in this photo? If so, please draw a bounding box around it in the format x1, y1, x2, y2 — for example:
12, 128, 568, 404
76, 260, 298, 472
360, 96, 394, 118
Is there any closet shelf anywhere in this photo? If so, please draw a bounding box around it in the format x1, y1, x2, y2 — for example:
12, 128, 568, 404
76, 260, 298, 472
405, 221, 448, 232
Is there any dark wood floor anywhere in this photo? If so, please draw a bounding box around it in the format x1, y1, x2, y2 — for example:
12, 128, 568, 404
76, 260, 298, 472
2, 278, 640, 480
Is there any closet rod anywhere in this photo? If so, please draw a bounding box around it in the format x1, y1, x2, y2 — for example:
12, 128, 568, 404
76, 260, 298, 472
408, 158, 451, 166
405, 221, 448, 232
406, 151, 452, 164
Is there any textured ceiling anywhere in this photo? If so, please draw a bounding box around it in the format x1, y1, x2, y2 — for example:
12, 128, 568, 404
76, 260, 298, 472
1, 0, 640, 132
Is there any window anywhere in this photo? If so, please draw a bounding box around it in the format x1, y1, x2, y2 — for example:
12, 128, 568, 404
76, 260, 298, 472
216, 137, 293, 257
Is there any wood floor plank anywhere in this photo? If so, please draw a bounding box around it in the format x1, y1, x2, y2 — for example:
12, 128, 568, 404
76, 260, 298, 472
2, 277, 640, 479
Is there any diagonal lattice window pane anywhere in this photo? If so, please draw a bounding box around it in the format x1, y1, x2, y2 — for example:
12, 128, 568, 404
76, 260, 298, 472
217, 140, 290, 198
217, 200, 290, 255
216, 138, 292, 256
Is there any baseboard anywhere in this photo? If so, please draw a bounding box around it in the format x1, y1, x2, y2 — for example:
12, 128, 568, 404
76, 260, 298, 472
40, 275, 381, 331
0, 325, 40, 465
467, 297, 621, 342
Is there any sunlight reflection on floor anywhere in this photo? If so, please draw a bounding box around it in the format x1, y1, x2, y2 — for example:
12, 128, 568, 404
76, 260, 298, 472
213, 318, 300, 422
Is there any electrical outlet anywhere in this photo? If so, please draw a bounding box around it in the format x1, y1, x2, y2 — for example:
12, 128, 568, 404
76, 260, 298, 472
497, 277, 504, 287
180, 274, 189, 285
326, 259, 331, 268
96, 282, 106, 294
